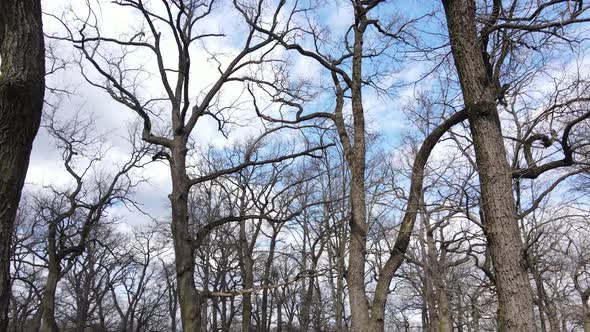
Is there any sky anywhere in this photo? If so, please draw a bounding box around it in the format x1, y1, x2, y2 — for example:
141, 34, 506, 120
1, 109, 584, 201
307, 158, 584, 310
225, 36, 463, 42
25, 0, 450, 230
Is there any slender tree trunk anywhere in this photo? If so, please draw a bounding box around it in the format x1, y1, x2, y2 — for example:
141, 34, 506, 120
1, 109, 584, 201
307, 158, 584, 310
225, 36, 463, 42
276, 287, 282, 332
201, 255, 209, 332
345, 19, 376, 332
212, 298, 218, 331
0, 1, 45, 328
327, 203, 346, 332
301, 256, 320, 332
221, 290, 228, 332
545, 302, 560, 332
170, 140, 201, 332
334, 244, 345, 331
39, 250, 59, 332
242, 256, 254, 331
456, 296, 464, 332
167, 274, 178, 332
261, 229, 278, 330
238, 186, 253, 332
530, 262, 550, 332
441, 1, 535, 330
420, 285, 431, 331
423, 213, 445, 332
471, 298, 480, 332
420, 216, 438, 332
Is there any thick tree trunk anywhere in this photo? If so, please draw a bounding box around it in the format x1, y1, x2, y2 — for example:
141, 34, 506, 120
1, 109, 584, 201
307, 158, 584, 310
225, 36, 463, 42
441, 1, 535, 331
0, 1, 45, 328
170, 140, 201, 332
75, 296, 89, 332
436, 286, 452, 332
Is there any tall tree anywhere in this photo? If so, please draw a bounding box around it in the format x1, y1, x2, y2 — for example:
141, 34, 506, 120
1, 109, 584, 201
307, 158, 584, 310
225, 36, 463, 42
0, 0, 45, 328
441, 0, 590, 330
441, 1, 536, 329
64, 1, 329, 330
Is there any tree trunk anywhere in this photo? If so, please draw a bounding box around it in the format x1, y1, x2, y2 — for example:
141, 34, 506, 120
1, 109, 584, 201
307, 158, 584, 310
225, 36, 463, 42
201, 256, 209, 332
441, 1, 535, 331
0, 0, 45, 328
39, 271, 58, 332
39, 235, 59, 332
170, 140, 201, 332
335, 248, 345, 332
75, 297, 89, 332
275, 287, 282, 332
261, 228, 278, 331
238, 181, 253, 332
545, 301, 560, 332
420, 216, 438, 332
301, 255, 321, 332
471, 298, 480, 332
437, 287, 452, 332
345, 18, 377, 332
167, 272, 178, 332
456, 296, 464, 332
531, 265, 547, 332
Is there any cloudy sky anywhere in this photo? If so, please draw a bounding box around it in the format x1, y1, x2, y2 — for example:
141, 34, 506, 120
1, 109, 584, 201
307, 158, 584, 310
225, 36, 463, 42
25, 0, 437, 230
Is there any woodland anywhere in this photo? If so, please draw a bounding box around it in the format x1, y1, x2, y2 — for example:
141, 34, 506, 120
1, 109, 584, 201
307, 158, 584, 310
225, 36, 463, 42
0, 0, 589, 331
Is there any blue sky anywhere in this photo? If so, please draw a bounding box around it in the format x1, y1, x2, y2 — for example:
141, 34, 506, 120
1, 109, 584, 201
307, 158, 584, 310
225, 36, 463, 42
27, 0, 457, 229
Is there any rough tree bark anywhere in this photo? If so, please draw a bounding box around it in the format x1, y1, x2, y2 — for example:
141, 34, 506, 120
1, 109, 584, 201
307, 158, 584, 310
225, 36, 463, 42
0, 0, 45, 329
169, 137, 201, 332
441, 1, 535, 330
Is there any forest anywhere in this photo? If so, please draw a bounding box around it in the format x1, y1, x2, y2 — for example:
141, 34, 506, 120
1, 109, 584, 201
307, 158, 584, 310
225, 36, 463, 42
0, 0, 589, 331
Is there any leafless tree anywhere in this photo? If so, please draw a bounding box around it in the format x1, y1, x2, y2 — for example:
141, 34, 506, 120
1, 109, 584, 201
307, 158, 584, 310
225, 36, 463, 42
440, 0, 590, 330
51, 1, 335, 330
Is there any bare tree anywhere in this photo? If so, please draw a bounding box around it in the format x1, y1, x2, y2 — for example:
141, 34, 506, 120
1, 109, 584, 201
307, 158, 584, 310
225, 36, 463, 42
440, 1, 590, 330
29, 110, 149, 332
54, 1, 334, 330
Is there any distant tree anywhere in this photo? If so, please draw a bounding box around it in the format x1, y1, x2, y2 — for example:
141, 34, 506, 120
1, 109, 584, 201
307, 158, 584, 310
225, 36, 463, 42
32, 110, 149, 332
